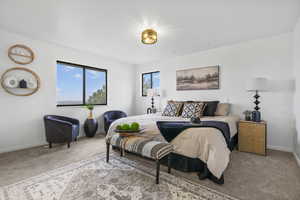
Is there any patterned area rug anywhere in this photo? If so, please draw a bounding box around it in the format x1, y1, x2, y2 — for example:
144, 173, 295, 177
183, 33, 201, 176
0, 153, 239, 200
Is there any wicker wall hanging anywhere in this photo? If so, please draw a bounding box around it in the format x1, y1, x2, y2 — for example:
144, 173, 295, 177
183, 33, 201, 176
8, 44, 35, 65
1, 67, 40, 96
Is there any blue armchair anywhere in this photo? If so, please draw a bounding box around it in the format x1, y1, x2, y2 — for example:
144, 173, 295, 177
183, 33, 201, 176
103, 110, 127, 134
44, 115, 80, 148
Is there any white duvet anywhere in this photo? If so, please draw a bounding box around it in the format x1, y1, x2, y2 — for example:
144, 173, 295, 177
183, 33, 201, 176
106, 113, 239, 178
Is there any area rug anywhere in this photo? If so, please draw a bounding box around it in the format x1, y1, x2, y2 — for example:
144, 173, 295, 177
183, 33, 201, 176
0, 153, 239, 200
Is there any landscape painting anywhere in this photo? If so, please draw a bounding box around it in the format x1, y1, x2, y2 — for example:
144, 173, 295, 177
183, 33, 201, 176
176, 66, 219, 90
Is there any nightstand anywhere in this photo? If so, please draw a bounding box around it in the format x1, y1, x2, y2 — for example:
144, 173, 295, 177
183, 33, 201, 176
238, 120, 267, 156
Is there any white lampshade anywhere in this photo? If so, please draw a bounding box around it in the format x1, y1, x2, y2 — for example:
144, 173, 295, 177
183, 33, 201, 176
147, 88, 159, 97
247, 77, 268, 92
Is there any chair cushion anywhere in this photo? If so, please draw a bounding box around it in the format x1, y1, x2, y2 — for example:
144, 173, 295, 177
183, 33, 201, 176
72, 124, 79, 132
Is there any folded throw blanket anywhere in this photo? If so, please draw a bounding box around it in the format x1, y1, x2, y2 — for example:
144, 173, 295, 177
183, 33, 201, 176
157, 121, 230, 148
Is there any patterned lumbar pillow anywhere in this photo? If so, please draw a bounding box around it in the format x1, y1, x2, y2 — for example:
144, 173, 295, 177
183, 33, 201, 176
181, 102, 206, 118
162, 101, 183, 117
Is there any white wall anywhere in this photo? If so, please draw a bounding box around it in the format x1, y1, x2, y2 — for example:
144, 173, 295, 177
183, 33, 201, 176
0, 28, 298, 155
0, 29, 136, 153
135, 34, 295, 152
293, 18, 300, 159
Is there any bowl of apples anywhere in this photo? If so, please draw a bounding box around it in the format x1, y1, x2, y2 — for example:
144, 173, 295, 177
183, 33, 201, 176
114, 122, 144, 136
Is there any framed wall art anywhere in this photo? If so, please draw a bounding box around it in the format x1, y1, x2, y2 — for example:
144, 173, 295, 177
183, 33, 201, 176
176, 65, 219, 90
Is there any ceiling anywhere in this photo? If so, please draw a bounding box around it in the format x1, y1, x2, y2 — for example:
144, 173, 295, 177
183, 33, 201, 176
0, 0, 299, 64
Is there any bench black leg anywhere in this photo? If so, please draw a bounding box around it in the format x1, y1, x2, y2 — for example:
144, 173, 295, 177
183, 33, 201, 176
167, 154, 171, 174
120, 148, 123, 157
49, 142, 52, 149
106, 142, 110, 163
156, 159, 160, 184
67, 142, 70, 148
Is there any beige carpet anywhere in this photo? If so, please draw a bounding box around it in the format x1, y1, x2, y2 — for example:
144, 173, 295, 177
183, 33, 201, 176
0, 153, 239, 200
0, 135, 299, 200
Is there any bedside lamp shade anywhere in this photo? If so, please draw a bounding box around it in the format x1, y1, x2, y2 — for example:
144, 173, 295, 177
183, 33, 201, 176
147, 88, 159, 97
247, 77, 268, 92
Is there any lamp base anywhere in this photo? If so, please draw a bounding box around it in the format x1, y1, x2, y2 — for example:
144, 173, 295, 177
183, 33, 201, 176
147, 107, 157, 114
252, 111, 261, 122
254, 90, 260, 111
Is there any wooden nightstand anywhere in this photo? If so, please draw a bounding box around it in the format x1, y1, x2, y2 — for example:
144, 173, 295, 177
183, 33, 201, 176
238, 120, 267, 156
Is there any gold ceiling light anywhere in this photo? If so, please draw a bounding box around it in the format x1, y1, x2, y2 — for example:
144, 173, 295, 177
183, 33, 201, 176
141, 29, 157, 44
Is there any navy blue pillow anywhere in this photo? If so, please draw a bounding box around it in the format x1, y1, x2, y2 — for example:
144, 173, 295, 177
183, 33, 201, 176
203, 101, 219, 116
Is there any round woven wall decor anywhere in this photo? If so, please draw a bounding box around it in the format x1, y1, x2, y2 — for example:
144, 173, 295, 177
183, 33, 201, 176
8, 44, 35, 65
1, 67, 40, 96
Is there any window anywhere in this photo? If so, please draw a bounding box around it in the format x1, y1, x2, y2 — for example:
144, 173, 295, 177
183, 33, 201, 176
56, 61, 107, 106
142, 71, 160, 96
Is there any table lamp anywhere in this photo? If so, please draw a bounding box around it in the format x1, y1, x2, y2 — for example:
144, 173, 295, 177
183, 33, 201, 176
247, 77, 268, 122
147, 88, 159, 114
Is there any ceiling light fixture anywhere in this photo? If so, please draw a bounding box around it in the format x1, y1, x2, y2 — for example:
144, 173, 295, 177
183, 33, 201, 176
141, 29, 157, 44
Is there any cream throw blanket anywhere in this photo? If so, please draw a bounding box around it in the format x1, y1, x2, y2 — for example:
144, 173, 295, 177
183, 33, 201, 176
106, 113, 239, 178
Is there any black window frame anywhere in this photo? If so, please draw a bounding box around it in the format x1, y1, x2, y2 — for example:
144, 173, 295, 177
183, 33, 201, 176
142, 71, 160, 97
56, 60, 108, 107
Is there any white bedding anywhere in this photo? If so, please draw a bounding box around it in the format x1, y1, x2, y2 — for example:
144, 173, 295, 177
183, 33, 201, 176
106, 113, 239, 178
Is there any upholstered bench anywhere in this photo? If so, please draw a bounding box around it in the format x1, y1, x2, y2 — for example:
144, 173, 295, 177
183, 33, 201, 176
106, 133, 173, 184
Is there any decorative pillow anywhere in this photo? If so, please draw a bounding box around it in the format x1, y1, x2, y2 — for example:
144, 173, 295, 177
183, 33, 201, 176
181, 102, 206, 118
215, 103, 230, 116
162, 101, 183, 117
166, 100, 186, 116
202, 101, 219, 116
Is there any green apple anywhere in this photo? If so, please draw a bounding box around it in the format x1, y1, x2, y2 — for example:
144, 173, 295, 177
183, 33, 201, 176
122, 124, 130, 130
116, 125, 122, 130
130, 122, 140, 131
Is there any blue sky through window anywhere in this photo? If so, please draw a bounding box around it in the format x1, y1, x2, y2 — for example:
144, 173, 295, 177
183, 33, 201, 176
56, 62, 107, 105
86, 69, 106, 103
57, 63, 83, 105
142, 71, 160, 96
142, 73, 151, 96
152, 72, 160, 89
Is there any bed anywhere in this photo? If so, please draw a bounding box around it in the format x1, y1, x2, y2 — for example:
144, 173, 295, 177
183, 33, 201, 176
106, 112, 239, 182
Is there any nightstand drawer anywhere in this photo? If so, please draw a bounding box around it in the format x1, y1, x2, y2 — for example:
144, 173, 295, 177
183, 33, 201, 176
238, 121, 266, 155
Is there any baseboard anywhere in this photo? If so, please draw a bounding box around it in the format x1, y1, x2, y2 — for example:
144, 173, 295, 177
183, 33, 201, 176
293, 152, 300, 167
0, 134, 103, 154
267, 145, 293, 152
0, 141, 47, 154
